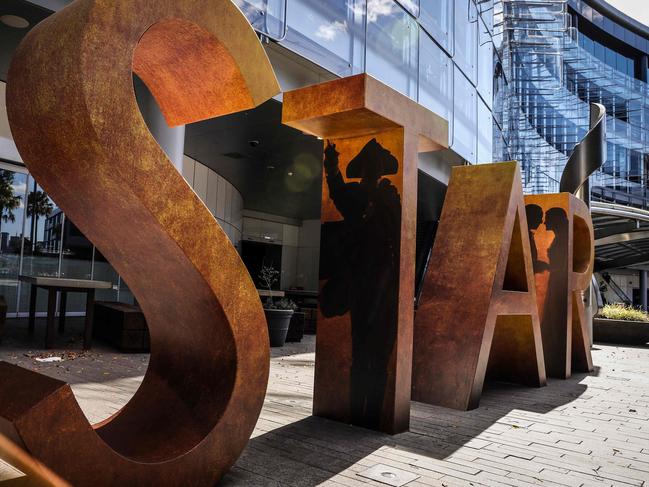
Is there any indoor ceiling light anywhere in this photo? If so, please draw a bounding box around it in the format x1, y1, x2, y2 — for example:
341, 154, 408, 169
1, 15, 30, 29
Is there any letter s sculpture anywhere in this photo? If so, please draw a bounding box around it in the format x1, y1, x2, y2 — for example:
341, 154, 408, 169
1, 0, 279, 485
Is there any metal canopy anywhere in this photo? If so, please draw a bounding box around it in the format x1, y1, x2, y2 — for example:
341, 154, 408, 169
593, 202, 649, 271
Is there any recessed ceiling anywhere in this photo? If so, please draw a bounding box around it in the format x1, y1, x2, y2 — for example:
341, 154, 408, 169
185, 100, 323, 221
0, 1, 52, 81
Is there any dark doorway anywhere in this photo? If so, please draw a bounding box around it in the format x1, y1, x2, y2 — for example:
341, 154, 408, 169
415, 171, 447, 305
241, 241, 282, 290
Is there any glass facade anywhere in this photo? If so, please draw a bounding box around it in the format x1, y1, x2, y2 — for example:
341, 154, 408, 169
498, 0, 649, 206
236, 0, 496, 163
1, 0, 495, 316
0, 163, 120, 316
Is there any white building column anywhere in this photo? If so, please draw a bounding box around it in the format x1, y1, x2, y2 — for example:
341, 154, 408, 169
137, 81, 185, 172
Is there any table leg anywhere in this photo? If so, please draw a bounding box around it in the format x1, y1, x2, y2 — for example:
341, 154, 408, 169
28, 284, 37, 334
58, 291, 67, 333
46, 289, 57, 349
84, 289, 95, 350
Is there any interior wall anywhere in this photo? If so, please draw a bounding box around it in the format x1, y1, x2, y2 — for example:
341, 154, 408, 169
296, 219, 320, 292
0, 81, 21, 162
242, 211, 320, 292
181, 155, 243, 248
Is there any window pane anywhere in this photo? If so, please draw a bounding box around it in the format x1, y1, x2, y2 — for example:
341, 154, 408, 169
93, 249, 119, 303
59, 216, 94, 312
283, 0, 365, 76
477, 20, 493, 107
452, 66, 476, 162
453, 0, 478, 83
0, 168, 27, 314
594, 41, 604, 62
477, 97, 492, 163
233, 0, 287, 39
479, 0, 493, 33
419, 31, 452, 125
396, 0, 419, 17
366, 0, 418, 99
420, 0, 452, 54
18, 177, 61, 314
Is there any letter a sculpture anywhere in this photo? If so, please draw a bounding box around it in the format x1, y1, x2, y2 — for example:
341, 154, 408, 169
1, 0, 279, 485
413, 162, 547, 410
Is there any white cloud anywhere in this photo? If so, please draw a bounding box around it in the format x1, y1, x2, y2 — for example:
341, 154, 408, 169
398, 0, 418, 14
315, 20, 348, 41
601, 0, 649, 28
365, 0, 400, 23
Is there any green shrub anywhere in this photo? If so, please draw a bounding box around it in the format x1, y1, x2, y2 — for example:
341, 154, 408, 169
598, 303, 649, 322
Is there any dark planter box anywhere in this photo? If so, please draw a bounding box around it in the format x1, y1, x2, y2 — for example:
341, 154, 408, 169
93, 301, 149, 351
593, 317, 649, 346
286, 311, 305, 343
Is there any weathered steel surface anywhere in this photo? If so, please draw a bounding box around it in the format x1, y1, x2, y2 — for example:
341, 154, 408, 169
283, 74, 448, 434
3, 0, 279, 485
0, 433, 70, 487
413, 162, 547, 411
524, 193, 595, 378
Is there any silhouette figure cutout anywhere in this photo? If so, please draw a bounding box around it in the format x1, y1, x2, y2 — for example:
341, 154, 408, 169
319, 138, 401, 430
525, 204, 544, 270
525, 206, 570, 378
542, 207, 570, 371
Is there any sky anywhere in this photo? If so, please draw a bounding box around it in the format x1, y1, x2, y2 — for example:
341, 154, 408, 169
605, 0, 649, 28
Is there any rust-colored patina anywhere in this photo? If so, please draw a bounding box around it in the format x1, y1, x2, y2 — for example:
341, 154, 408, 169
413, 162, 547, 411
0, 434, 70, 487
2, 0, 279, 485
283, 74, 448, 434
524, 193, 594, 378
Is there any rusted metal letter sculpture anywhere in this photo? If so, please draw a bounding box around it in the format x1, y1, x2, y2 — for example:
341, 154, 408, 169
413, 162, 547, 411
1, 0, 279, 485
524, 194, 595, 378
283, 74, 448, 433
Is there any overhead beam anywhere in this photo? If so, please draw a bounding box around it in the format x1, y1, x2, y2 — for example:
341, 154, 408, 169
596, 252, 649, 272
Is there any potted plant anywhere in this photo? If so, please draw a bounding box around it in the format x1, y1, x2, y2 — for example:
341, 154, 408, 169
259, 265, 294, 347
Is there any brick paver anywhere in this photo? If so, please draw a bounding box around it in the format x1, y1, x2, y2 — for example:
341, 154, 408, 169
0, 318, 648, 486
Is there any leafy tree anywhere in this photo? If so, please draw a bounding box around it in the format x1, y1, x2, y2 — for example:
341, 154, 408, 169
0, 170, 22, 249
27, 189, 54, 251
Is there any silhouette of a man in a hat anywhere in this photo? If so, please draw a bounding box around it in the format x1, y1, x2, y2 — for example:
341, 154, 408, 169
319, 138, 401, 429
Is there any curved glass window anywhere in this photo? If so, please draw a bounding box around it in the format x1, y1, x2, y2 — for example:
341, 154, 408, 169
366, 0, 418, 99
453, 0, 478, 83
234, 0, 287, 40
477, 18, 493, 106
420, 0, 453, 54
452, 65, 477, 162
283, 0, 366, 76
396, 0, 419, 17
419, 30, 452, 126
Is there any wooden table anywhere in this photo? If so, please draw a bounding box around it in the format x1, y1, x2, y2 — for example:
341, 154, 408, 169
19, 276, 113, 350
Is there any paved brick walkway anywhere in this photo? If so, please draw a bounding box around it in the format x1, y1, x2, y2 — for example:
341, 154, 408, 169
1, 318, 648, 486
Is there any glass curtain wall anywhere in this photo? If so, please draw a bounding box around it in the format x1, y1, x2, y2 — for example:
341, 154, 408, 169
238, 0, 497, 164
0, 162, 121, 317
1, 0, 498, 316
498, 0, 649, 203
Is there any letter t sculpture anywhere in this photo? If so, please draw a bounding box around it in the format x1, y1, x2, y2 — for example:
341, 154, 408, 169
283, 74, 448, 434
